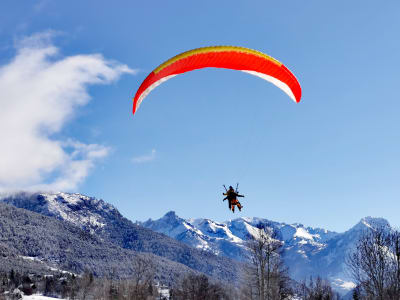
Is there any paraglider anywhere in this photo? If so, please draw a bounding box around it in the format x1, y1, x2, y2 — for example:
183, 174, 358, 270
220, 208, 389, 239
132, 46, 301, 114
132, 46, 302, 212
223, 184, 244, 213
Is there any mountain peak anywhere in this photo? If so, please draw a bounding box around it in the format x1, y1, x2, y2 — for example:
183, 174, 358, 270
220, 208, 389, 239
161, 211, 183, 224
164, 211, 178, 218
349, 216, 390, 233
360, 216, 390, 228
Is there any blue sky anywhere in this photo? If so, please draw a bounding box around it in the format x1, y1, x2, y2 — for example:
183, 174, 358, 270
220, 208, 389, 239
0, 1, 399, 232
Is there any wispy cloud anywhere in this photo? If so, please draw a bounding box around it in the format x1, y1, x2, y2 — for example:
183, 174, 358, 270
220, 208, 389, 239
131, 149, 156, 164
0, 32, 135, 192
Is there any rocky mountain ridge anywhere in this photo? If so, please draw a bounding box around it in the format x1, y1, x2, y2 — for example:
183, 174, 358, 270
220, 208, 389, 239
141, 211, 391, 294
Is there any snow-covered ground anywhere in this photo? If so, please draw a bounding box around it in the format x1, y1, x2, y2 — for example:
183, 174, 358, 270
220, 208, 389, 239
23, 295, 66, 300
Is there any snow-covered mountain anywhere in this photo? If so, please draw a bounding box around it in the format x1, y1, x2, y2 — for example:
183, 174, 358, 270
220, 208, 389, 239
141, 212, 391, 295
142, 212, 338, 262
0, 192, 119, 235
0, 192, 242, 284
1, 192, 392, 295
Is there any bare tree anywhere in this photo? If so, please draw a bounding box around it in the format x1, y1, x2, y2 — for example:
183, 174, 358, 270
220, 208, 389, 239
298, 276, 339, 300
347, 226, 400, 300
128, 254, 156, 300
244, 223, 292, 300
78, 269, 94, 300
386, 230, 400, 298
170, 273, 229, 300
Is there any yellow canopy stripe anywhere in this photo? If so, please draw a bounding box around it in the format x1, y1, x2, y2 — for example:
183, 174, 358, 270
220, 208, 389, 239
153, 46, 282, 74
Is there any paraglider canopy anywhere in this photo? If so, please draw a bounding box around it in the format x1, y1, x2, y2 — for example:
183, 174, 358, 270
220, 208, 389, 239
132, 46, 301, 115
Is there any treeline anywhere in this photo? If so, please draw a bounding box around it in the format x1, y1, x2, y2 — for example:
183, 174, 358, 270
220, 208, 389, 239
0, 267, 231, 300
0, 266, 161, 299
0, 270, 93, 299
0, 259, 339, 300
0, 255, 165, 300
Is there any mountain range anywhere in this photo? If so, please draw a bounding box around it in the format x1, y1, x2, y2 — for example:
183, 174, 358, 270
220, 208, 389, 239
0, 192, 392, 295
140, 211, 391, 295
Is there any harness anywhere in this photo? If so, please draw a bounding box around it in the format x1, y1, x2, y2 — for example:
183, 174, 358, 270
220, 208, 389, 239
231, 199, 239, 205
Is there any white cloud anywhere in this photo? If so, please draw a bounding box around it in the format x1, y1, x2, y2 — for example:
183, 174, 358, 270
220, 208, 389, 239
0, 32, 134, 192
132, 149, 156, 164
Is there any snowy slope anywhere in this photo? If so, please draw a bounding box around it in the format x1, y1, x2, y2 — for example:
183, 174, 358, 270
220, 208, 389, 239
23, 295, 66, 300
0, 192, 242, 284
0, 192, 117, 235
